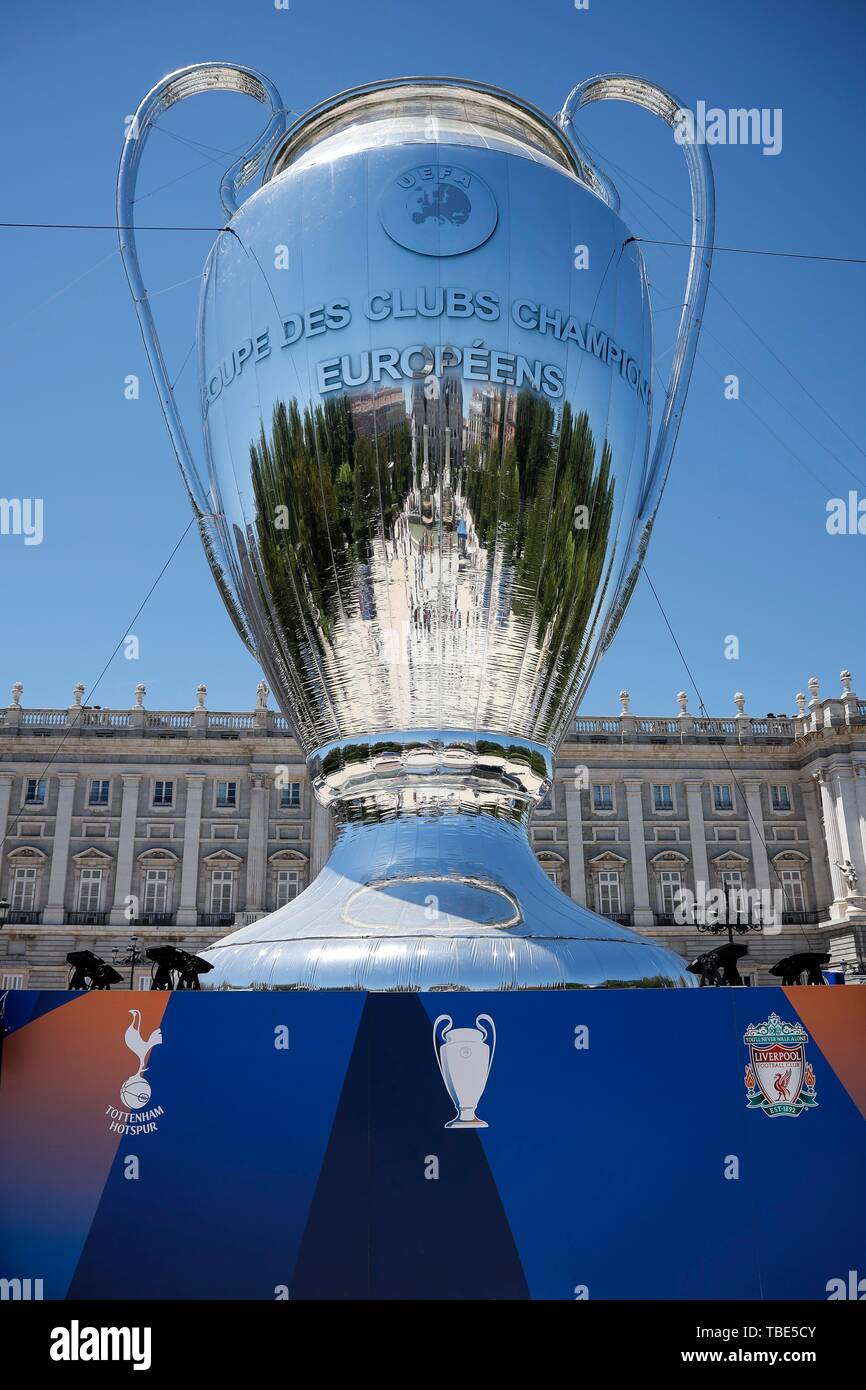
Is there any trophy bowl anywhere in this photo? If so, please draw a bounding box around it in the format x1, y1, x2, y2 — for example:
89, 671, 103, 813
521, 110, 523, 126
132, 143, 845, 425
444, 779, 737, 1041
118, 67, 714, 990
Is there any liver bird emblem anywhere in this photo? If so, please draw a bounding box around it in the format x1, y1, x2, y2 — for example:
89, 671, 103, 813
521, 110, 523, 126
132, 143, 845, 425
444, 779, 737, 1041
773, 1069, 791, 1101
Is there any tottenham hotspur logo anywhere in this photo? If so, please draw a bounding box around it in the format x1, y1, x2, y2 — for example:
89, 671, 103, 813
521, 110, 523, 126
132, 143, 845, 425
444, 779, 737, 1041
105, 1009, 165, 1137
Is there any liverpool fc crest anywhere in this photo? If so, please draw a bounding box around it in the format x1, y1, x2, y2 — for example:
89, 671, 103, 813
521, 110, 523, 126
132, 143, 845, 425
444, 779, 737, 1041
744, 1011, 818, 1118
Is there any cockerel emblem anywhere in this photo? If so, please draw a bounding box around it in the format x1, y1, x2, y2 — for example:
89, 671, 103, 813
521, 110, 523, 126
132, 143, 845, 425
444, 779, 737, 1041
744, 1012, 817, 1118
120, 1009, 163, 1112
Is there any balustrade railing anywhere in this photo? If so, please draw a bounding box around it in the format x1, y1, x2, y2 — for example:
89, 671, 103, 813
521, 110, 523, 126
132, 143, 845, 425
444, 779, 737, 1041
208, 713, 256, 730
146, 712, 192, 729
198, 911, 236, 928
0, 701, 840, 746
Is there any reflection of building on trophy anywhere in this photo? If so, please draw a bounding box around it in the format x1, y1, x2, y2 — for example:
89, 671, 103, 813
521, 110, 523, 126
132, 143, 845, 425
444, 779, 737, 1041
410, 374, 464, 533
348, 385, 406, 440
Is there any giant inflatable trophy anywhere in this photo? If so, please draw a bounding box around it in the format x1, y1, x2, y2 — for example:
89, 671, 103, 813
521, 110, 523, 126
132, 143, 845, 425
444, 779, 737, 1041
117, 67, 714, 989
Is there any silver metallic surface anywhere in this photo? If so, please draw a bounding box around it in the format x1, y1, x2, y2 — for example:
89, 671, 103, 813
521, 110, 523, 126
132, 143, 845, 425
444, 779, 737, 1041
117, 67, 714, 990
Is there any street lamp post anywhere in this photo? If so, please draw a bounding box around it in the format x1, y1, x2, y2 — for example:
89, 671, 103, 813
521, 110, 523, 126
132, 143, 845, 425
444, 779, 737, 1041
111, 935, 144, 990
690, 892, 764, 986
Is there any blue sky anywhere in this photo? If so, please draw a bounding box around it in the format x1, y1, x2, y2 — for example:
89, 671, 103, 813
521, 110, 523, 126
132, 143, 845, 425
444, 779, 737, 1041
1, 0, 864, 721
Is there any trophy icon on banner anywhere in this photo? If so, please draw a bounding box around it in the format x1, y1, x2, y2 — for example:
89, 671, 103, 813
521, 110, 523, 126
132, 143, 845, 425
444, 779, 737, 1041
433, 1014, 496, 1129
118, 64, 714, 991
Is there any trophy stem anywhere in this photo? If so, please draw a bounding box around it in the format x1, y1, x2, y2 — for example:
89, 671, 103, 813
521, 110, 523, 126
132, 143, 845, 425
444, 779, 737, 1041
202, 748, 695, 989
446, 1110, 487, 1129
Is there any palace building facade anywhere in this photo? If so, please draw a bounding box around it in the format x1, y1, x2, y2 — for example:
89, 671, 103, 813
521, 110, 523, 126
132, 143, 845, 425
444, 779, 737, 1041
1, 670, 865, 990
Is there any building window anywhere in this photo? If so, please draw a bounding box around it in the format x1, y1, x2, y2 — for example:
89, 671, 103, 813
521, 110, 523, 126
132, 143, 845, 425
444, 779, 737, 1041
88, 779, 110, 806
143, 868, 170, 914
280, 782, 301, 809
210, 869, 234, 913
538, 785, 554, 812
658, 869, 682, 915
770, 785, 791, 811
276, 868, 302, 906
597, 871, 621, 916
720, 869, 744, 894
11, 866, 38, 911
719, 869, 747, 920
25, 778, 46, 805
135, 971, 153, 991
153, 780, 174, 807
0, 970, 25, 990
712, 784, 733, 811
215, 781, 237, 809
593, 784, 614, 812
653, 784, 674, 812
538, 858, 561, 887
780, 868, 805, 912
77, 867, 103, 913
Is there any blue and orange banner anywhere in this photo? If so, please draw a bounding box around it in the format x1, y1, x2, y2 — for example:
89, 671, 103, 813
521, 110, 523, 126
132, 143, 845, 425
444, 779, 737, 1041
1, 986, 864, 1300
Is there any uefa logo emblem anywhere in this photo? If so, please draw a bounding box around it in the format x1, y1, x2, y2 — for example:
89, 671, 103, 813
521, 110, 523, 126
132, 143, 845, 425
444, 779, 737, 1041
380, 163, 498, 256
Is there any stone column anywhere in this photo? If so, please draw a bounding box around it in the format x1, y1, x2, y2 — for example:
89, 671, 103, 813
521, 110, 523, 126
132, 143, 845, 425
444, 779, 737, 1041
852, 762, 866, 884
623, 778, 653, 928
43, 772, 77, 925
110, 773, 142, 924
309, 795, 334, 879
177, 773, 206, 927
743, 779, 771, 893
831, 762, 866, 887
684, 779, 709, 900
564, 785, 587, 906
245, 772, 269, 914
800, 776, 833, 913
816, 771, 847, 916
0, 773, 13, 886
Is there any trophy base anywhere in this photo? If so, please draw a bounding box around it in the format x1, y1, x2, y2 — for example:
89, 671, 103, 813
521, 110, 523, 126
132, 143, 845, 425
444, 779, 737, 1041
445, 1117, 488, 1129
201, 797, 695, 991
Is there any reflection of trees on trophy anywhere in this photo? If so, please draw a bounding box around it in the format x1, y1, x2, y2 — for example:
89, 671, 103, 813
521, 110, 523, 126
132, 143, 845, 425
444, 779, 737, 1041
464, 392, 615, 710
249, 393, 413, 654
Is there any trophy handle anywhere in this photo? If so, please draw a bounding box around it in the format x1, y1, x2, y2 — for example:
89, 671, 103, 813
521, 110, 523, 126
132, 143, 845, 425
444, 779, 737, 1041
475, 1014, 496, 1078
115, 63, 288, 654
432, 1014, 458, 1105
556, 75, 714, 633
